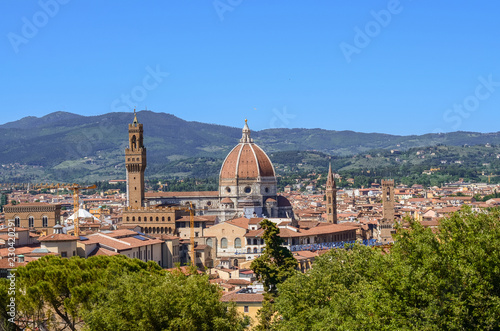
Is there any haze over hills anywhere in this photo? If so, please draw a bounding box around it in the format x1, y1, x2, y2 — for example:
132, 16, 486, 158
1, 110, 500, 182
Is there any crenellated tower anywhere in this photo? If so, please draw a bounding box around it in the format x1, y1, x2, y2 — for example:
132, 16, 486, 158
380, 179, 395, 242
125, 110, 147, 208
325, 162, 337, 224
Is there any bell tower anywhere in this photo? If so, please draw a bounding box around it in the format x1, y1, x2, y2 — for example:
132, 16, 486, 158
380, 179, 395, 242
125, 110, 147, 209
326, 162, 337, 224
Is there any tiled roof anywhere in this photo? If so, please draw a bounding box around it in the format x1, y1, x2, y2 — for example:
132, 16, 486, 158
226, 217, 250, 229
39, 233, 78, 242
221, 290, 264, 303
145, 191, 218, 198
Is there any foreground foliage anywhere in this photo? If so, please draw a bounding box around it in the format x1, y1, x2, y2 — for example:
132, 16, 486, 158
250, 219, 298, 330
1, 255, 245, 331
273, 207, 500, 330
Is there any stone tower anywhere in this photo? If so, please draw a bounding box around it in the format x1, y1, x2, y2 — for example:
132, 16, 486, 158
325, 162, 337, 224
125, 110, 147, 208
380, 179, 395, 242
381, 179, 394, 221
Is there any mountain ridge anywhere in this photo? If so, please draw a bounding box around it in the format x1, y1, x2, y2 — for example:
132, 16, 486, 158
2, 110, 500, 182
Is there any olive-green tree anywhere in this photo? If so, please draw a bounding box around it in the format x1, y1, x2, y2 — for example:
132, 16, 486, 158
272, 207, 500, 330
250, 219, 298, 330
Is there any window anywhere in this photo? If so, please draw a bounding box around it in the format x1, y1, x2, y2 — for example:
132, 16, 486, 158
253, 239, 258, 245
150, 217, 153, 222
41, 216, 48, 227
244, 306, 249, 313
234, 237, 241, 248
28, 216, 34, 228
206, 238, 213, 247
221, 238, 228, 249
168, 216, 171, 222
14, 217, 20, 227
156, 217, 159, 222
162, 216, 165, 222
138, 217, 141, 222
244, 186, 251, 193
253, 248, 258, 253
61, 251, 67, 258
126, 217, 130, 222
195, 232, 199, 237
247, 238, 252, 245
225, 187, 231, 193
132, 216, 135, 222
265, 187, 269, 193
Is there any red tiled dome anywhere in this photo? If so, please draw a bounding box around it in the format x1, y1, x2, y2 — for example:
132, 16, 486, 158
220, 121, 275, 180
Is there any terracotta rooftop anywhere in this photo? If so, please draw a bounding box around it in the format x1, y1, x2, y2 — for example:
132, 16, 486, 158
221, 290, 264, 303
226, 217, 250, 229
39, 233, 78, 242
145, 191, 218, 198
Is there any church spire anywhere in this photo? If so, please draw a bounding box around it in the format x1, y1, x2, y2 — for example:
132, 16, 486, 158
326, 160, 337, 224
240, 119, 253, 143
326, 161, 336, 189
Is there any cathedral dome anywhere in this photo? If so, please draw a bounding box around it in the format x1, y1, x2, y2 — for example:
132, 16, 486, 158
220, 120, 275, 180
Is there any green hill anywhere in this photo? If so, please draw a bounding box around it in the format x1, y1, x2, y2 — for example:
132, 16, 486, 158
1, 110, 500, 182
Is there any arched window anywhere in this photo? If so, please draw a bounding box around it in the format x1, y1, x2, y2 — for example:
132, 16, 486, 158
221, 238, 228, 249
150, 217, 153, 222
253, 248, 258, 253
206, 238, 213, 247
28, 216, 34, 228
168, 216, 171, 222
132, 216, 135, 222
162, 216, 165, 222
253, 238, 258, 245
247, 247, 251, 253
328, 196, 331, 204
126, 216, 130, 222
138, 217, 141, 222
131, 135, 137, 149
156, 217, 159, 222
42, 216, 48, 228
14, 216, 20, 227
234, 237, 242, 248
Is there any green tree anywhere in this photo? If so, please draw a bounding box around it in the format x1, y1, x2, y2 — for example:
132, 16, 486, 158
272, 207, 500, 330
250, 219, 298, 330
83, 269, 245, 331
250, 219, 298, 295
5, 255, 246, 330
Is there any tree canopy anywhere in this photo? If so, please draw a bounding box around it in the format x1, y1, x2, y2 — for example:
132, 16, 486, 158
1, 255, 246, 331
250, 219, 298, 295
273, 207, 500, 330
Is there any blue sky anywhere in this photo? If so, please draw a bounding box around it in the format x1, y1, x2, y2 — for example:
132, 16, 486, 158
1, 1, 499, 135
